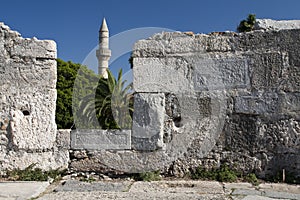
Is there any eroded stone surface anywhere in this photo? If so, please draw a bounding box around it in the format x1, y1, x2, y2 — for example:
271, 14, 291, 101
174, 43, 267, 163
0, 22, 66, 171
235, 91, 280, 115
56, 129, 71, 150
133, 55, 249, 93
255, 19, 300, 31
71, 129, 131, 150
132, 93, 165, 151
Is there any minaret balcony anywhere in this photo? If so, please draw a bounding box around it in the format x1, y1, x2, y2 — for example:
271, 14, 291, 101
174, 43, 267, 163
96, 49, 111, 57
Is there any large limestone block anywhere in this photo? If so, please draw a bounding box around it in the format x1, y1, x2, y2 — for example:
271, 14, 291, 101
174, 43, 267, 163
56, 129, 71, 150
3, 86, 57, 150
280, 58, 300, 92
9, 39, 56, 59
71, 129, 131, 150
247, 52, 288, 90
1, 150, 69, 170
133, 33, 206, 57
0, 23, 56, 59
10, 109, 56, 150
235, 91, 280, 115
132, 93, 165, 151
193, 56, 249, 90
254, 19, 300, 31
0, 58, 56, 87
132, 32, 236, 58
133, 55, 249, 93
279, 92, 300, 119
133, 57, 192, 93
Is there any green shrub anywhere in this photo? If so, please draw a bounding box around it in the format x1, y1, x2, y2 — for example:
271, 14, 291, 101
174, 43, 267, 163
237, 14, 256, 33
191, 165, 238, 182
133, 171, 161, 182
79, 177, 96, 183
244, 173, 259, 186
191, 166, 217, 180
217, 165, 238, 182
6, 163, 65, 181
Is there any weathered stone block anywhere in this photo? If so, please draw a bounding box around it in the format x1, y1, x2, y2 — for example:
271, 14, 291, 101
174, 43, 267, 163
248, 52, 287, 89
280, 92, 300, 114
9, 89, 57, 150
56, 129, 71, 149
193, 57, 249, 90
133, 57, 192, 93
254, 19, 300, 31
258, 118, 300, 151
133, 55, 249, 93
71, 129, 131, 150
10, 39, 56, 59
1, 150, 69, 170
0, 59, 57, 87
280, 62, 300, 92
133, 33, 205, 57
132, 32, 235, 57
235, 92, 280, 115
132, 93, 165, 151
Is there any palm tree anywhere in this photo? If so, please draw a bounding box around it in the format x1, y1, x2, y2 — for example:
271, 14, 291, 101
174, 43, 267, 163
78, 69, 133, 129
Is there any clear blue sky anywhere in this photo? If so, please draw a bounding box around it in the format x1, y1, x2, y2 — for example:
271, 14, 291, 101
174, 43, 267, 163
1, 0, 300, 74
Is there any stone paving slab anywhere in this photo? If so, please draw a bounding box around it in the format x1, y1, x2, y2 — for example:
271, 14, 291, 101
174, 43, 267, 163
38, 180, 227, 200
3, 180, 293, 200
225, 182, 300, 200
232, 189, 262, 196
236, 195, 282, 200
258, 183, 300, 194
129, 180, 224, 194
0, 181, 49, 200
38, 191, 228, 200
55, 180, 132, 192
262, 190, 300, 200
224, 182, 254, 193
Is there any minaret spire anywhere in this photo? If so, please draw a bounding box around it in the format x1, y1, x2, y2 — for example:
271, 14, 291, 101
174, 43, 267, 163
100, 18, 108, 32
96, 18, 111, 78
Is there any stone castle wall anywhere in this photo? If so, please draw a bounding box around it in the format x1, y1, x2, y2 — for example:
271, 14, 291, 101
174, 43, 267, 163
1, 20, 298, 180
70, 20, 300, 180
0, 23, 68, 171
130, 22, 300, 179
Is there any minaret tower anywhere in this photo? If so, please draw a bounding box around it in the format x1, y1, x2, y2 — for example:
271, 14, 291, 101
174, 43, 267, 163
96, 18, 111, 78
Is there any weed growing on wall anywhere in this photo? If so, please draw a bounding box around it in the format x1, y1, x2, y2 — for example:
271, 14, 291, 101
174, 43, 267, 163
237, 14, 256, 32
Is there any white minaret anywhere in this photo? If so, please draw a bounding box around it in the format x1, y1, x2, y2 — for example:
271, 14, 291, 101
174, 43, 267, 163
96, 18, 111, 78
